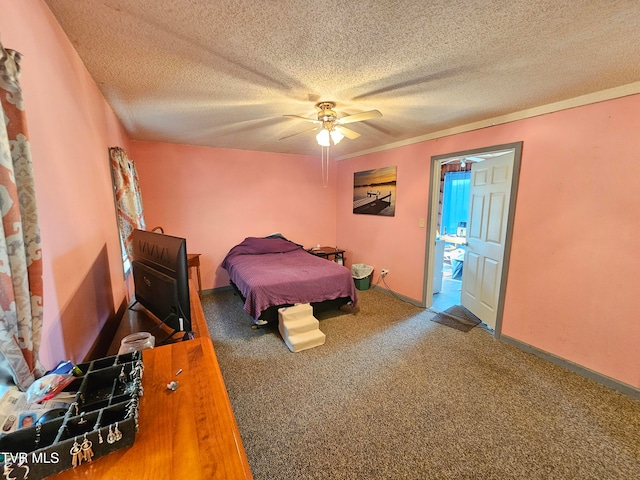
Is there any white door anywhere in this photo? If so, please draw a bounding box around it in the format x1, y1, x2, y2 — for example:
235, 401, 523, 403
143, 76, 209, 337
460, 151, 515, 329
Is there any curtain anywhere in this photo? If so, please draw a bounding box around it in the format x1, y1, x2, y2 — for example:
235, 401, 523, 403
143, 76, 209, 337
437, 162, 472, 235
441, 170, 471, 236
109, 147, 145, 261
0, 43, 45, 389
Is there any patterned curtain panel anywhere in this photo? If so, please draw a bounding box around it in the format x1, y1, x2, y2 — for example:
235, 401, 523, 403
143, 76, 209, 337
0, 43, 45, 389
109, 147, 145, 261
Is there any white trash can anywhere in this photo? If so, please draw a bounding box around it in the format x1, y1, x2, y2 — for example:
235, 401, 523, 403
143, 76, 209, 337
351, 263, 374, 290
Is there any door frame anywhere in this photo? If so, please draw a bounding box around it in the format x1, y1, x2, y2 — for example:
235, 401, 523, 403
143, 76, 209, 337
422, 141, 523, 337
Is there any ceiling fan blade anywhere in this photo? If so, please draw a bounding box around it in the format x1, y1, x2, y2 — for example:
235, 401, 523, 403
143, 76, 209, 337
485, 150, 511, 158
278, 126, 319, 140
337, 109, 382, 125
440, 158, 462, 165
335, 125, 361, 139
283, 114, 321, 124
464, 151, 510, 162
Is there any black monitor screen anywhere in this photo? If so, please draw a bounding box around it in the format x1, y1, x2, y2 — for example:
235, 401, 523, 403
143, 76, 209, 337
130, 229, 191, 334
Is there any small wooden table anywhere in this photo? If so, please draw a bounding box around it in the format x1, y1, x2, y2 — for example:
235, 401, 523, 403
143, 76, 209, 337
187, 253, 202, 298
308, 246, 346, 265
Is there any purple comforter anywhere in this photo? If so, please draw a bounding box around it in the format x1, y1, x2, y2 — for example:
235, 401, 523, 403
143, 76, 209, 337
221, 237, 358, 320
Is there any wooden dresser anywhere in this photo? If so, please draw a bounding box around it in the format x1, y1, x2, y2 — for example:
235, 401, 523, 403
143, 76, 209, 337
49, 282, 253, 480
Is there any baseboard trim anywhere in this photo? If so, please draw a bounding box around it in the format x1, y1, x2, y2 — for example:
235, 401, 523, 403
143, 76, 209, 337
501, 335, 640, 400
370, 285, 423, 308
204, 285, 233, 295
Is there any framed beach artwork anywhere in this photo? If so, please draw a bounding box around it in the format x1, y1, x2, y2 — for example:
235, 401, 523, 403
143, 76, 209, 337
353, 166, 397, 216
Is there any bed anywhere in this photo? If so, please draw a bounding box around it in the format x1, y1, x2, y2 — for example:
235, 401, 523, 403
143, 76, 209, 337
221, 236, 358, 325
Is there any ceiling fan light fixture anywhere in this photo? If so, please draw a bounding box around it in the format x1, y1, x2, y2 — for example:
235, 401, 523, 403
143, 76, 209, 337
330, 129, 344, 144
283, 101, 381, 149
316, 128, 331, 147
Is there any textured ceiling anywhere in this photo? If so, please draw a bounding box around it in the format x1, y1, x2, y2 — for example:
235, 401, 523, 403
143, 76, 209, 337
44, 0, 640, 157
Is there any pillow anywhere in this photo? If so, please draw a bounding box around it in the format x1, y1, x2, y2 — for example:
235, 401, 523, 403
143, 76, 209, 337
263, 233, 303, 248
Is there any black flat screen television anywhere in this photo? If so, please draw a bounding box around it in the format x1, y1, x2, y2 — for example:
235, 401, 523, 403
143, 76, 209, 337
130, 229, 192, 339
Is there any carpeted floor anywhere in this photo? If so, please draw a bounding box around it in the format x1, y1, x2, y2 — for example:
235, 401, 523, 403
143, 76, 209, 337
202, 288, 640, 480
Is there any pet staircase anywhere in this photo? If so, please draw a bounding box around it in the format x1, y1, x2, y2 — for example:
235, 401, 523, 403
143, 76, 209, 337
278, 303, 326, 352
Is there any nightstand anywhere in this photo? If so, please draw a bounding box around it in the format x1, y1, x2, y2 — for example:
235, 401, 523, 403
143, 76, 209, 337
308, 246, 346, 265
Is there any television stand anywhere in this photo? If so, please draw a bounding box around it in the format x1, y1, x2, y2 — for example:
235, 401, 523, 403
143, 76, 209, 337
109, 281, 206, 355
157, 327, 196, 345
58, 279, 252, 479
124, 301, 194, 346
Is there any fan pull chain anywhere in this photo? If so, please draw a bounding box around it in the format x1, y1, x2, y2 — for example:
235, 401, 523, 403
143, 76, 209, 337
321, 145, 330, 188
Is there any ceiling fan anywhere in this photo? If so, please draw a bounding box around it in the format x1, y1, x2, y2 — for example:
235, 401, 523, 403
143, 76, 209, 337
440, 150, 512, 167
280, 102, 382, 146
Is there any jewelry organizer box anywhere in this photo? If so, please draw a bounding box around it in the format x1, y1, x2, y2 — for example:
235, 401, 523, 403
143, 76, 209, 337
0, 351, 143, 480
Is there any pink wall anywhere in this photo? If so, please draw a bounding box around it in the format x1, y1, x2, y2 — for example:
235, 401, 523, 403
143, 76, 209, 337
336, 143, 431, 301
130, 141, 336, 291
1, 0, 130, 367
337, 95, 640, 389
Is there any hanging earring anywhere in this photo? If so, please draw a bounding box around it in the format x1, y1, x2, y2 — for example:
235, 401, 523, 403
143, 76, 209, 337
70, 438, 82, 467
97, 428, 104, 444
107, 425, 116, 444
119, 366, 127, 384
114, 422, 122, 442
35, 423, 42, 448
81, 434, 94, 462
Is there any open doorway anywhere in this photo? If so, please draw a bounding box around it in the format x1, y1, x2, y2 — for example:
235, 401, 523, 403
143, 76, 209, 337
431, 159, 472, 312
424, 142, 522, 335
